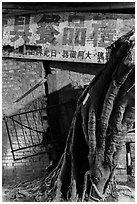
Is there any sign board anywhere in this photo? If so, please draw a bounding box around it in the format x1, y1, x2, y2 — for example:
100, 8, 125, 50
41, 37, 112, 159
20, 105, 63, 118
2, 12, 134, 63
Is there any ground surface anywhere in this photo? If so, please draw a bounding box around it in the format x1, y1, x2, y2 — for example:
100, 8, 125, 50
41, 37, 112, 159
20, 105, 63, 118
2, 182, 135, 202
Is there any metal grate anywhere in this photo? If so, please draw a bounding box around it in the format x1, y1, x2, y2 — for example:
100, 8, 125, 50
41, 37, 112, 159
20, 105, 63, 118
3, 100, 77, 161
3, 108, 48, 161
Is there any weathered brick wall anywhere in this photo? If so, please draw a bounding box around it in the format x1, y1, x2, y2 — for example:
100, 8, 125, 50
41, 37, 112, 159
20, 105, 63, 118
2, 59, 46, 115
3, 60, 97, 186
2, 59, 96, 186
2, 58, 49, 186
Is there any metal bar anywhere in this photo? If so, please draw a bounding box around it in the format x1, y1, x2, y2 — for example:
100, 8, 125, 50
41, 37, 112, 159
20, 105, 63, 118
31, 111, 41, 143
4, 117, 16, 161
12, 117, 21, 148
18, 114, 27, 147
25, 112, 34, 145
14, 78, 47, 103
12, 143, 41, 152
8, 108, 47, 117
9, 117, 44, 134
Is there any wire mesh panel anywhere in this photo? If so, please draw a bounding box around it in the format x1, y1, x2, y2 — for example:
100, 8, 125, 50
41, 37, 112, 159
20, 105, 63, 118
3, 108, 48, 160
3, 100, 77, 161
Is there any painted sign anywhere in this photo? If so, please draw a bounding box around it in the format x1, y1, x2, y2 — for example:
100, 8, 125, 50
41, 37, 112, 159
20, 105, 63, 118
2, 12, 134, 63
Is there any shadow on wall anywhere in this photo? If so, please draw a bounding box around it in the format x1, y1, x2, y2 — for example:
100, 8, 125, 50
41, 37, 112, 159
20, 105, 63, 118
2, 83, 86, 186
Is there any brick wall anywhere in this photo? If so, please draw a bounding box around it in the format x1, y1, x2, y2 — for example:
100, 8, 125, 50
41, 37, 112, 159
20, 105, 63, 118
2, 59, 46, 116
2, 58, 49, 186
2, 59, 96, 186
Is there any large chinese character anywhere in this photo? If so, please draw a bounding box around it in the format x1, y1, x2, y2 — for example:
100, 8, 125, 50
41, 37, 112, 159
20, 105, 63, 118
91, 21, 116, 47
98, 30, 116, 47
63, 15, 86, 47
10, 16, 31, 43
36, 25, 59, 45
63, 28, 86, 46
36, 15, 60, 45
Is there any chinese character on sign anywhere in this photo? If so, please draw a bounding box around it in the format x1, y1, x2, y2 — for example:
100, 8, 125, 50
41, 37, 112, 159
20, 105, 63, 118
77, 51, 85, 59
105, 48, 111, 62
63, 15, 86, 46
36, 25, 59, 45
91, 21, 116, 47
70, 51, 77, 58
63, 28, 86, 46
10, 16, 31, 43
97, 52, 104, 63
98, 30, 115, 47
44, 48, 50, 57
51, 50, 57, 57
62, 50, 69, 58
85, 51, 92, 59
36, 15, 60, 45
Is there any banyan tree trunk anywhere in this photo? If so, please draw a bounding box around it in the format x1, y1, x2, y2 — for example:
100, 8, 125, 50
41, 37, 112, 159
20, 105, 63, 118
37, 29, 135, 202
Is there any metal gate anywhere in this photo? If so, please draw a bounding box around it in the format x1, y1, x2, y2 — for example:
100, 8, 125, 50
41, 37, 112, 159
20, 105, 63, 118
3, 108, 48, 161
3, 100, 76, 161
